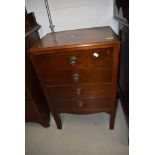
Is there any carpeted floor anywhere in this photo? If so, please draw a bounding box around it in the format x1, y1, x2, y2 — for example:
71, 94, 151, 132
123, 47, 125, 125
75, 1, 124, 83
25, 100, 129, 155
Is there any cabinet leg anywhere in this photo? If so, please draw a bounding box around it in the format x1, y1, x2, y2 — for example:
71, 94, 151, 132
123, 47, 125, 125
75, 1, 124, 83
53, 113, 62, 129
109, 113, 115, 130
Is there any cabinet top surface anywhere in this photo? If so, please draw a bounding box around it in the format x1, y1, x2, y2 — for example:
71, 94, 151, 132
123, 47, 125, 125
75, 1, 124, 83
30, 26, 120, 52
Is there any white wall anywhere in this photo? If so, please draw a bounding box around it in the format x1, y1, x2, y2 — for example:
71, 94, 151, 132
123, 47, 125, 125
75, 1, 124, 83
26, 0, 118, 38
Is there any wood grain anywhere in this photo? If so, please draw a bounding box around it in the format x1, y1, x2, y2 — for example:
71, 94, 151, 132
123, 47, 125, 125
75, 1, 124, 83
45, 83, 112, 99
29, 26, 120, 129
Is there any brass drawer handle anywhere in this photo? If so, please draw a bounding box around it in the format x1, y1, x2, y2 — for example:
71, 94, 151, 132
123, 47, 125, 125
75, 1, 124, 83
73, 73, 80, 81
69, 56, 77, 65
76, 88, 82, 96
78, 101, 83, 107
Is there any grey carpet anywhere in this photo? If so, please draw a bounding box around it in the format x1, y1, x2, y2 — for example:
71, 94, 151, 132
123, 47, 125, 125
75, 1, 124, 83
26, 100, 129, 155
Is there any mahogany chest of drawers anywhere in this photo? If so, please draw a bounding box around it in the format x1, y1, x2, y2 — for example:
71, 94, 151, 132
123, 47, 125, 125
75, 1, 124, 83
28, 26, 120, 129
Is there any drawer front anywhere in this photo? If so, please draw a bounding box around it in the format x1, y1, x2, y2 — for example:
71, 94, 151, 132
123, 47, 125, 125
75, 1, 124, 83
52, 97, 111, 111
45, 83, 112, 99
40, 68, 112, 85
33, 47, 113, 70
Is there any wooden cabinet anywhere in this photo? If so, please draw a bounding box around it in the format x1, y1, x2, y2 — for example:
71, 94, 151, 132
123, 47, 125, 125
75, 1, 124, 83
25, 11, 50, 127
28, 26, 120, 129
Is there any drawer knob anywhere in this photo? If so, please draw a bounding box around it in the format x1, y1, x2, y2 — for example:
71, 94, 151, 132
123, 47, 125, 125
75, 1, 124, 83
76, 88, 82, 96
69, 56, 77, 65
73, 73, 80, 81
78, 101, 83, 107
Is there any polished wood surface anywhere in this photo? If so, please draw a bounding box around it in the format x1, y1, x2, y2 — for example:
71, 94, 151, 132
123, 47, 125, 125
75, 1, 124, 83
32, 47, 113, 70
45, 83, 112, 99
53, 97, 111, 111
29, 26, 119, 52
38, 68, 112, 85
29, 26, 120, 129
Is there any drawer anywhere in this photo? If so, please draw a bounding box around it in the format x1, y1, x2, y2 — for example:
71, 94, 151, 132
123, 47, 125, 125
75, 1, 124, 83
52, 97, 111, 111
45, 83, 112, 99
33, 47, 113, 70
40, 68, 112, 85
